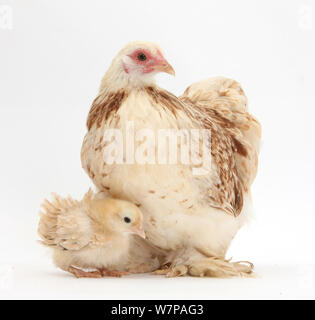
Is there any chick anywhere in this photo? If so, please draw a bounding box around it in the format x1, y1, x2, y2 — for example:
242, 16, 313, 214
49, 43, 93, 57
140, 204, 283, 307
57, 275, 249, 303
38, 190, 145, 278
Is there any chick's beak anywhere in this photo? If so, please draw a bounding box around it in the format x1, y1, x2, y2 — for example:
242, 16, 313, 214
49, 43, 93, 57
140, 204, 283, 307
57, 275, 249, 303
132, 226, 146, 239
155, 61, 175, 76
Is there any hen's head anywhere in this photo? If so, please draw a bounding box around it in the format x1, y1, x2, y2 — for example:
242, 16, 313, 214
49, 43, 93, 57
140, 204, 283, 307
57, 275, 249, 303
101, 41, 174, 90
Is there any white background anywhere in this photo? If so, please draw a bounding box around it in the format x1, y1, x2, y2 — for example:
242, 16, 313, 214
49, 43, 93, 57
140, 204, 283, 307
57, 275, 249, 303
0, 0, 314, 299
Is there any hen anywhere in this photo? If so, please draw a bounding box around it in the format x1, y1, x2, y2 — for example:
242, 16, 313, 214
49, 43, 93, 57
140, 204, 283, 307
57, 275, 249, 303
81, 41, 261, 277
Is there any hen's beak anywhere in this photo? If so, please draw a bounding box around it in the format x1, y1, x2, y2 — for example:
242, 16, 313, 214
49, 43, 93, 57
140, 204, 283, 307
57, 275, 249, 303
155, 61, 175, 76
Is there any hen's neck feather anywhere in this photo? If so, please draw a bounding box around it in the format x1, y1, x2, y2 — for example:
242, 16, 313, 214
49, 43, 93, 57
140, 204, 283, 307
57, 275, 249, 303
99, 60, 157, 92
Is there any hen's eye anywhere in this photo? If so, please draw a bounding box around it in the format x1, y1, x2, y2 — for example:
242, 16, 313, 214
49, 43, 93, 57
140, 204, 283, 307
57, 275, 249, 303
137, 53, 147, 61
124, 217, 131, 223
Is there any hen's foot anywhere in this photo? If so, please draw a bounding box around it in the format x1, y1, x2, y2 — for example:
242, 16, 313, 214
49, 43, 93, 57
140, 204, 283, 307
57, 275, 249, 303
155, 258, 254, 278
188, 258, 254, 277
155, 264, 188, 277
99, 268, 129, 277
68, 266, 102, 278
153, 263, 179, 276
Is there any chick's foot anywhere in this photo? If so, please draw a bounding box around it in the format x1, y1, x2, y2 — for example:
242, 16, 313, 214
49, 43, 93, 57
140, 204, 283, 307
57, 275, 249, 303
99, 268, 129, 277
68, 266, 102, 278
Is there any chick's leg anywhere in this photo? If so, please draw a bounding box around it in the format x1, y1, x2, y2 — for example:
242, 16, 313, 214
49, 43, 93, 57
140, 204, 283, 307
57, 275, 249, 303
68, 266, 102, 278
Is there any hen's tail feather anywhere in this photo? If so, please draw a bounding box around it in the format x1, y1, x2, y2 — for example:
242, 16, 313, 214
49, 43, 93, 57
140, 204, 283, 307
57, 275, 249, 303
181, 76, 261, 190
181, 77, 259, 134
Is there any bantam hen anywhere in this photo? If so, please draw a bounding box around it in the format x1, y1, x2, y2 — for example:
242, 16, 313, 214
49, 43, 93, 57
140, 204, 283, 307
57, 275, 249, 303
38, 190, 145, 278
81, 41, 261, 277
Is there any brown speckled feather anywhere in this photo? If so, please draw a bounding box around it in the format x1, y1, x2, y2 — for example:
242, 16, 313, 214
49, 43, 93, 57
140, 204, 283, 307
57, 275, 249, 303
87, 91, 128, 130
179, 77, 261, 215
83, 79, 260, 217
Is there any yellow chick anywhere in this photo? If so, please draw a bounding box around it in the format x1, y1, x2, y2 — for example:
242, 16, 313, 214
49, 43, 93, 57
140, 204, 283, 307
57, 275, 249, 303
38, 190, 145, 278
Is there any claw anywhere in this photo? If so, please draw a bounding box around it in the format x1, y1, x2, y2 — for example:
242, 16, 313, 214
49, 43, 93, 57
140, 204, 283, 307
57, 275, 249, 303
165, 265, 188, 278
153, 262, 172, 275
153, 268, 169, 275
154, 263, 188, 277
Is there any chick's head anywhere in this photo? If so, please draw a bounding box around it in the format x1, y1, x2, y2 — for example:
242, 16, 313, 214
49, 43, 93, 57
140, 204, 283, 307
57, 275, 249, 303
88, 198, 145, 239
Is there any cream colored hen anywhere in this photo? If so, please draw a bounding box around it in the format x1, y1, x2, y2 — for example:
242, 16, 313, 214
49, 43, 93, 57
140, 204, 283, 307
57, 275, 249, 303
38, 190, 145, 277
81, 41, 261, 277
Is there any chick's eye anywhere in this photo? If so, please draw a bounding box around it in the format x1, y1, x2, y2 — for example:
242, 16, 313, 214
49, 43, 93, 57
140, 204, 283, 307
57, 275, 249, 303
124, 217, 131, 223
137, 53, 147, 61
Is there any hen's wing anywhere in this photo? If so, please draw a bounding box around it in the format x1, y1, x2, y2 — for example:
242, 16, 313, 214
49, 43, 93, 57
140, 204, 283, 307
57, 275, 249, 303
180, 77, 261, 216
38, 192, 94, 250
